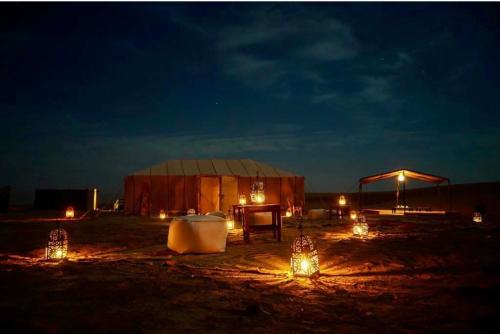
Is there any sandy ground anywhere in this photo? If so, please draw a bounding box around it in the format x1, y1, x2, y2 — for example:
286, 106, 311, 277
0, 212, 499, 333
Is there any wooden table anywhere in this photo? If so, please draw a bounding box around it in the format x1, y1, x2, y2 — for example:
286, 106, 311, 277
233, 204, 282, 242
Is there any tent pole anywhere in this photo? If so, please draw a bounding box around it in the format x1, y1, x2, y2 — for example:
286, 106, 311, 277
403, 179, 406, 214
197, 176, 201, 214
184, 175, 187, 212
279, 177, 282, 211
132, 176, 135, 214
396, 179, 400, 208
149, 168, 153, 216
219, 176, 222, 212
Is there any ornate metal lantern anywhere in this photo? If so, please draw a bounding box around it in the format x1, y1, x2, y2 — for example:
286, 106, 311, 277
473, 212, 482, 223
65, 206, 75, 219
338, 195, 346, 206
238, 194, 247, 206
353, 215, 369, 238
159, 209, 167, 220
250, 179, 265, 204
291, 222, 320, 278
46, 226, 68, 260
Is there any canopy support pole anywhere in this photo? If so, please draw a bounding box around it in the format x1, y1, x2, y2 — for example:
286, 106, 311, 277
403, 179, 406, 214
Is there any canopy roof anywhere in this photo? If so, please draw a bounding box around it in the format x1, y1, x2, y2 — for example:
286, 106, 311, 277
131, 159, 301, 178
359, 169, 449, 185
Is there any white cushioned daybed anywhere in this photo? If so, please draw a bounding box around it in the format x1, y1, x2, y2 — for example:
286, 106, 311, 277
167, 215, 228, 254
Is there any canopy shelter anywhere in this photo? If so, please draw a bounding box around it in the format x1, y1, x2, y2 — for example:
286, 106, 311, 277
124, 159, 305, 216
358, 169, 451, 213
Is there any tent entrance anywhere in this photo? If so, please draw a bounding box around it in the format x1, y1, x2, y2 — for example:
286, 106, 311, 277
221, 176, 238, 214
200, 177, 220, 214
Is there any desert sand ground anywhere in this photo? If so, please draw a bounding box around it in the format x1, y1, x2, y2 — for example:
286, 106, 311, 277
0, 212, 499, 333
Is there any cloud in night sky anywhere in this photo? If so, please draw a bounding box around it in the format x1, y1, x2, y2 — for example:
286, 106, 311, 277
1, 2, 500, 203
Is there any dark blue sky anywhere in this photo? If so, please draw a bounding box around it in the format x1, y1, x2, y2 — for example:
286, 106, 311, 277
2, 2, 500, 203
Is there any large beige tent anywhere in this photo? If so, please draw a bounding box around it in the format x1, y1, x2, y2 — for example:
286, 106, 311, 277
124, 159, 305, 216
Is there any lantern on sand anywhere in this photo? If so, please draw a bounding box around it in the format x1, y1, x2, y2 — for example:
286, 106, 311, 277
338, 195, 346, 206
46, 225, 68, 260
473, 212, 482, 223
250, 176, 265, 204
113, 200, 120, 211
239, 194, 247, 206
353, 215, 369, 238
65, 206, 75, 219
291, 222, 320, 278
226, 211, 235, 230
350, 211, 357, 221
159, 209, 167, 220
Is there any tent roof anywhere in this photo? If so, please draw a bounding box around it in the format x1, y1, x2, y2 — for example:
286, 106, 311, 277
131, 159, 301, 178
359, 169, 449, 185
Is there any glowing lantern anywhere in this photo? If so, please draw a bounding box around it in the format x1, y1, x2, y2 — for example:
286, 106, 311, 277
290, 223, 320, 278
398, 171, 405, 182
285, 209, 293, 217
159, 209, 167, 220
92, 188, 98, 211
65, 206, 75, 219
187, 208, 196, 215
46, 226, 68, 260
238, 194, 247, 206
473, 212, 482, 223
350, 211, 357, 221
250, 180, 265, 204
353, 215, 369, 238
338, 195, 346, 206
226, 212, 235, 230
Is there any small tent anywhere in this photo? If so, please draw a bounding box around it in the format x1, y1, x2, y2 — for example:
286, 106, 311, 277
124, 159, 305, 216
358, 169, 451, 212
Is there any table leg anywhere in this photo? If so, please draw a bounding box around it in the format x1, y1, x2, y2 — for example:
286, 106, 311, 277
272, 210, 277, 238
277, 210, 282, 242
243, 210, 250, 243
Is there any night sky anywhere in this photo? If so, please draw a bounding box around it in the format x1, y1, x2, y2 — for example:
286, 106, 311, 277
2, 2, 500, 204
